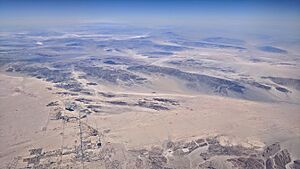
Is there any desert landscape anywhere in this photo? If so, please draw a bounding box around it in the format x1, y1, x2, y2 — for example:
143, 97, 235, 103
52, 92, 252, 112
0, 23, 299, 169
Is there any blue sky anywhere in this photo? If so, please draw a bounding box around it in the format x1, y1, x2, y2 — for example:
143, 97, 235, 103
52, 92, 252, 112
0, 0, 300, 34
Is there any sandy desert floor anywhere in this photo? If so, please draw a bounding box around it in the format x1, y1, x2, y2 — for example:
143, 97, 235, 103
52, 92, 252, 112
1, 72, 299, 169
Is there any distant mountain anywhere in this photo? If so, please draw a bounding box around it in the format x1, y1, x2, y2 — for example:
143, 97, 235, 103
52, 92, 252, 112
258, 46, 287, 54
202, 37, 245, 45
149, 31, 186, 41
180, 41, 246, 50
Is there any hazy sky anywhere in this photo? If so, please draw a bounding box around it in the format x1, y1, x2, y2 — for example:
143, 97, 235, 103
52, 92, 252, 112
0, 0, 300, 35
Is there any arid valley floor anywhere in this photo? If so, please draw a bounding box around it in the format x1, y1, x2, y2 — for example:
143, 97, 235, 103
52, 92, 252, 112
0, 24, 300, 169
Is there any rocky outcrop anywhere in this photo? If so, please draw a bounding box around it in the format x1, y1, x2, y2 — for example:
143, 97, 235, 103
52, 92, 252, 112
65, 102, 78, 111
265, 149, 291, 169
46, 101, 59, 107
135, 100, 170, 111
262, 76, 300, 91
227, 157, 264, 169
77, 66, 147, 86
274, 149, 291, 168
262, 142, 281, 158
